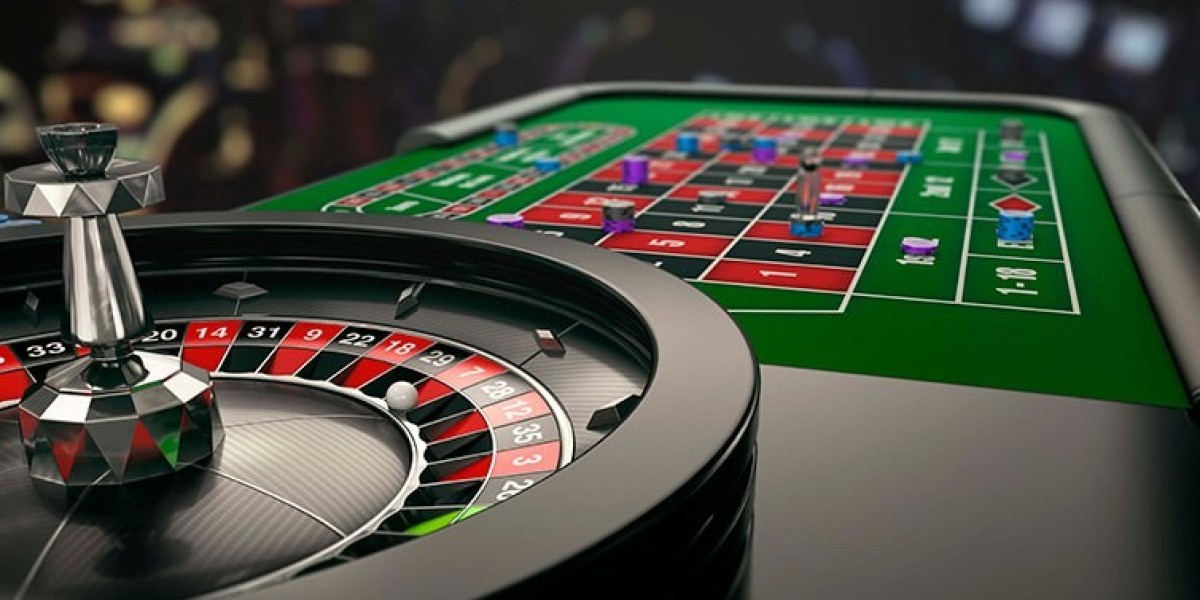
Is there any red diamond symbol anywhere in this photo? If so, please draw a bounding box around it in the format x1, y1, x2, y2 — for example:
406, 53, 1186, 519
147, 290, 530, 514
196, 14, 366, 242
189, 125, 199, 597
990, 195, 1041, 212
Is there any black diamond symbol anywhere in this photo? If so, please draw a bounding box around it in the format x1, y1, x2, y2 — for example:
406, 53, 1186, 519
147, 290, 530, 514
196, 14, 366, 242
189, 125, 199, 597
992, 171, 1035, 189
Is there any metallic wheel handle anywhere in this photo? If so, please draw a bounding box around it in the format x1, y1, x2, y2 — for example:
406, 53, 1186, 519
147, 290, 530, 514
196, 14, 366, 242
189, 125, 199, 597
3, 123, 220, 487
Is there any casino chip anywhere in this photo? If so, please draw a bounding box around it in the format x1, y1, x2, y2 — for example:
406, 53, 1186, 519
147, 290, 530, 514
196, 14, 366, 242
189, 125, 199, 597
1001, 119, 1024, 144
997, 210, 1035, 242
602, 199, 637, 233
535, 156, 562, 173
621, 155, 650, 185
842, 153, 871, 168
494, 122, 519, 147
720, 132, 743, 151
752, 136, 778, 165
789, 213, 824, 238
676, 131, 700, 155
901, 236, 939, 256
818, 192, 847, 206
486, 213, 526, 228
1001, 149, 1028, 163
996, 161, 1034, 188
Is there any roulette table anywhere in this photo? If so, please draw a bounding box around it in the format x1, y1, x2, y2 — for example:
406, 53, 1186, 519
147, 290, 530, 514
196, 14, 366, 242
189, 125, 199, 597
2, 83, 1199, 598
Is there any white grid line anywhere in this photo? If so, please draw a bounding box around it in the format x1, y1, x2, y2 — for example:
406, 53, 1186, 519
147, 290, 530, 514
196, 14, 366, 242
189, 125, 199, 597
1040, 131, 1081, 315
699, 278, 848, 296
954, 130, 986, 303
967, 252, 1065, 264
853, 292, 1078, 315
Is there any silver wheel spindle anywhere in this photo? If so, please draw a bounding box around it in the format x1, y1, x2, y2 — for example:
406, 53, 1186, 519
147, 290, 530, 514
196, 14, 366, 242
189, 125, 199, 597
3, 123, 224, 487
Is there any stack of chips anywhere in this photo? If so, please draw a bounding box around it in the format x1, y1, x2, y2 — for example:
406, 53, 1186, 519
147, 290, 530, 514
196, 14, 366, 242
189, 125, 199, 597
676, 132, 700, 155
602, 199, 637, 233
494, 122, 519, 147
1000, 119, 1024, 144
997, 210, 1035, 243
720, 132, 743, 151
622, 155, 650, 185
752, 136, 778, 164
897, 150, 923, 165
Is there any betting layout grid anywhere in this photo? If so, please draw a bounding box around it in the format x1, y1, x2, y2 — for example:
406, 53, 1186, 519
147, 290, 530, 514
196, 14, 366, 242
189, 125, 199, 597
320, 123, 634, 218
0, 317, 569, 533
520, 112, 1079, 316
519, 113, 923, 298
306, 108, 1078, 316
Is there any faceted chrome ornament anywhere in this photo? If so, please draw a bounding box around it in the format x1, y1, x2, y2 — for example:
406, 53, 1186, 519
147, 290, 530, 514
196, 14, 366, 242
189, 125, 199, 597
37, 122, 117, 179
4, 122, 224, 487
3, 159, 164, 217
4, 120, 163, 217
18, 352, 224, 486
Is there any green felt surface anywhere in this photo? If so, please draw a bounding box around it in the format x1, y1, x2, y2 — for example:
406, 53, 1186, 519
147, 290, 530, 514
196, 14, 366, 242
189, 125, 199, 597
249, 95, 1187, 408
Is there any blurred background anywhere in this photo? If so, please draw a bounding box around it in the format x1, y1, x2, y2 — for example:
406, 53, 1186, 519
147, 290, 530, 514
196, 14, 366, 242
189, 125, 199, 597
0, 0, 1195, 211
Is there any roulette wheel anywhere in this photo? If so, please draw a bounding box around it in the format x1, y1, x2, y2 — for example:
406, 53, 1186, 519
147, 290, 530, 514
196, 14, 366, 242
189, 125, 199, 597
0, 122, 759, 598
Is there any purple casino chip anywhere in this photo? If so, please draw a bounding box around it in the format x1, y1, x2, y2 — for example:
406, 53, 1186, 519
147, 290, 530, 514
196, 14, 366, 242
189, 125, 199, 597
818, 192, 847, 206
751, 136, 778, 164
602, 218, 637, 234
622, 154, 650, 185
486, 213, 526, 228
1001, 149, 1029, 162
752, 146, 777, 164
601, 199, 637, 233
900, 236, 939, 256
842, 153, 871, 167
